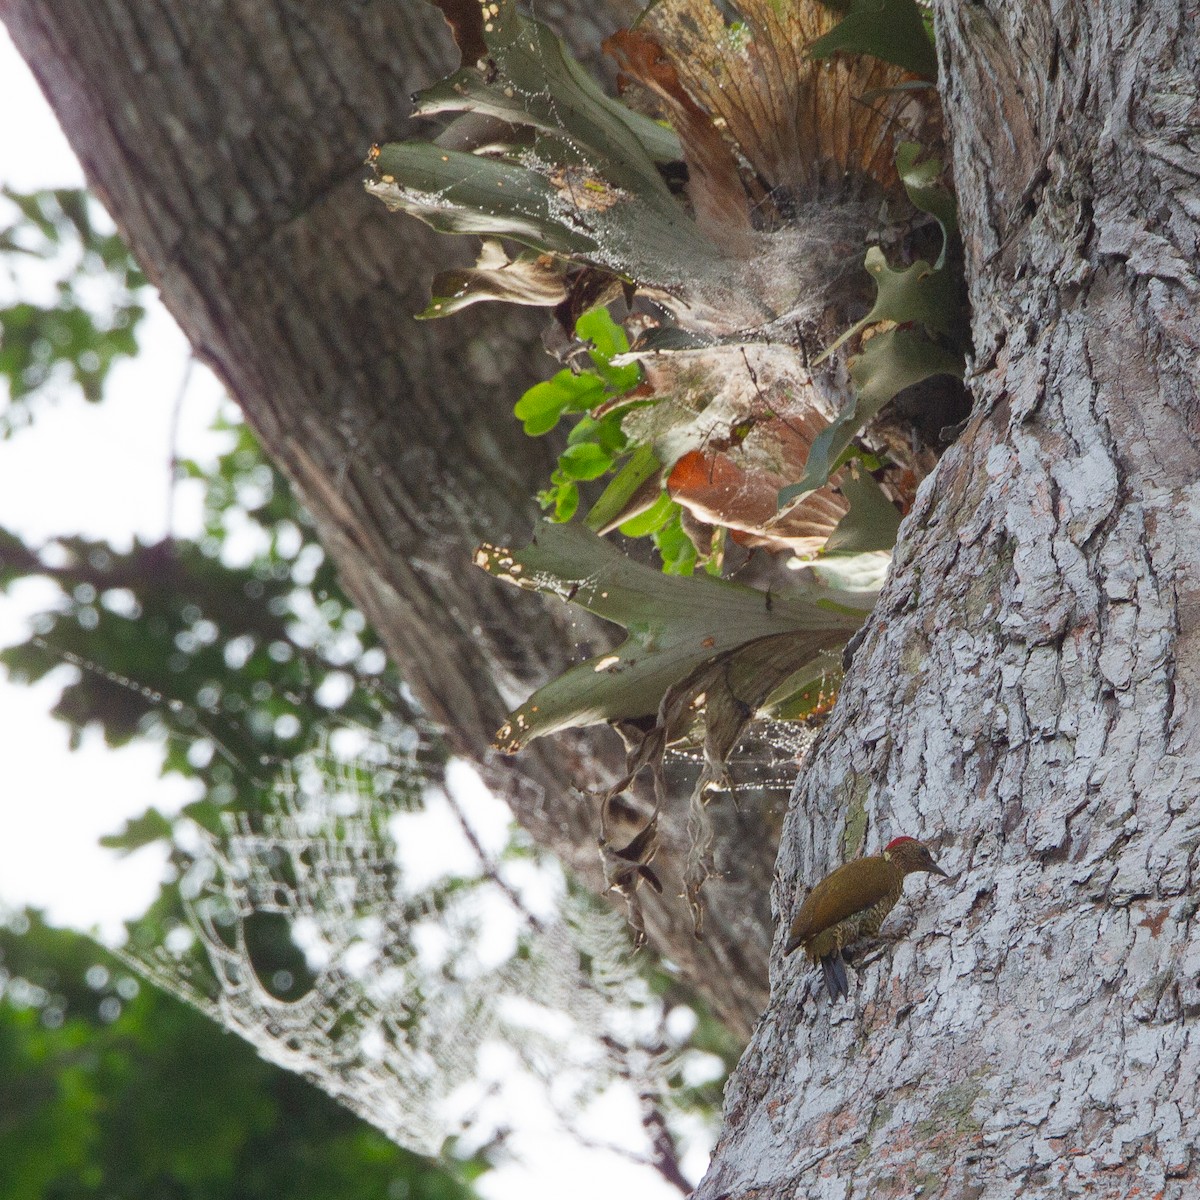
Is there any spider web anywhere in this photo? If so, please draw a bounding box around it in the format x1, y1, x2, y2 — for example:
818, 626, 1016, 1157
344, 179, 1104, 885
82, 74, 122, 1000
117, 730, 699, 1161
111, 0, 894, 1166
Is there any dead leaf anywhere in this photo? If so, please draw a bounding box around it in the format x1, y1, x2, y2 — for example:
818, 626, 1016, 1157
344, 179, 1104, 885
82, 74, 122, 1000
604, 28, 753, 249
667, 431, 851, 555
645, 0, 940, 212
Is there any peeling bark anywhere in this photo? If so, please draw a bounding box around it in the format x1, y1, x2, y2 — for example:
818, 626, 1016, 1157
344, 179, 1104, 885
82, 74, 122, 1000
699, 2, 1200, 1196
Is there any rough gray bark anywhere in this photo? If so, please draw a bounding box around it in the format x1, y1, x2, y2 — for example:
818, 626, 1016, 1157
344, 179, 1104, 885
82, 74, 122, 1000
697, 2, 1200, 1197
12, 1, 1198, 1185
0, 0, 773, 1041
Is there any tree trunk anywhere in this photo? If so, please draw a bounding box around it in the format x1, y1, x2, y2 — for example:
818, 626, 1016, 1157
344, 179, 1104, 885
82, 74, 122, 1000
11, 1, 1198, 1184
696, 2, 1200, 1196
1, 0, 774, 1041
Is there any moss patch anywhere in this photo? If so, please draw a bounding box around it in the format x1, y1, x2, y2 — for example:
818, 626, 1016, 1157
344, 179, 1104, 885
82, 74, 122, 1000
841, 775, 872, 857
915, 1077, 984, 1139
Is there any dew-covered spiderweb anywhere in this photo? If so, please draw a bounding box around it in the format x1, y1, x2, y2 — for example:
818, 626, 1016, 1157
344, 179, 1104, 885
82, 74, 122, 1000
105, 0, 876, 1167
117, 724, 722, 1166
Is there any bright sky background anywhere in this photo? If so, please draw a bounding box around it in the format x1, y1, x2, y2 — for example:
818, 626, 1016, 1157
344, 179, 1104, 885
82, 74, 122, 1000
0, 28, 224, 939
0, 26, 708, 1200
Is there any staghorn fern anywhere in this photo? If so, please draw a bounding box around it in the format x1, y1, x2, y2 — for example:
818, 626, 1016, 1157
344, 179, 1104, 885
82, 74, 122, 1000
366, 0, 968, 932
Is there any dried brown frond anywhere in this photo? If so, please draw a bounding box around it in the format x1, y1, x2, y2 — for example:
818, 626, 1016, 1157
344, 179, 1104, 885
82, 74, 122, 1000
604, 28, 754, 250
667, 431, 851, 555
645, 0, 940, 217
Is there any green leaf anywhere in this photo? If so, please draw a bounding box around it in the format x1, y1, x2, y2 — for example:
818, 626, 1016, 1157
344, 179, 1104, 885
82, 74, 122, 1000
762, 657, 843, 720
181, 800, 225, 834
551, 482, 579, 521
434, 1, 680, 208
367, 2, 731, 305
514, 370, 606, 435
557, 442, 614, 481
368, 136, 722, 304
575, 306, 629, 363
521, 310, 642, 520
896, 142, 958, 268
809, 0, 938, 82
654, 515, 699, 576
475, 523, 866, 749
576, 306, 642, 392
821, 245, 957, 362
0, 189, 147, 430
596, 358, 642, 394
99, 808, 175, 853
368, 143, 601, 256
584, 445, 662, 533
779, 329, 964, 505
618, 492, 677, 537
418, 64, 683, 167
566, 414, 626, 453
823, 465, 902, 555
851, 326, 964, 409
861, 246, 956, 333
813, 140, 960, 368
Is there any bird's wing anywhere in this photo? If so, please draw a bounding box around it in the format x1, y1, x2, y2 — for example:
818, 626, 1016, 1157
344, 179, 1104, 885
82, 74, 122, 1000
789, 858, 894, 943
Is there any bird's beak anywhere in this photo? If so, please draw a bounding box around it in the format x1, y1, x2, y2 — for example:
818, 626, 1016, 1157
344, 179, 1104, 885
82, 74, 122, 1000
929, 861, 952, 880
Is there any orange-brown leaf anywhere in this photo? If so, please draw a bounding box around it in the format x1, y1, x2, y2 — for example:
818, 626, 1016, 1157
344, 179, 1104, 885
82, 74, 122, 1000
667, 427, 850, 556
644, 0, 940, 210
604, 28, 752, 247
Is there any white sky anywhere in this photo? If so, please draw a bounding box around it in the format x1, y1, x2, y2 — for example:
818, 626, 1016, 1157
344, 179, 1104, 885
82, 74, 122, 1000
0, 27, 708, 1199
0, 28, 227, 938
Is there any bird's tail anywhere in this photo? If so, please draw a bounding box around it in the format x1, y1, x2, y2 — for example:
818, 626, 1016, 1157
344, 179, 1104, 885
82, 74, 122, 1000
820, 953, 849, 1001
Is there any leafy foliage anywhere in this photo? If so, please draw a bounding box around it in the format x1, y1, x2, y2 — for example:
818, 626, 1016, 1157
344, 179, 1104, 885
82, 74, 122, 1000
366, 0, 967, 855
475, 522, 865, 753
2, 0, 968, 1064
366, 1, 742, 308
0, 188, 146, 433
0, 910, 482, 1200
518, 307, 642, 522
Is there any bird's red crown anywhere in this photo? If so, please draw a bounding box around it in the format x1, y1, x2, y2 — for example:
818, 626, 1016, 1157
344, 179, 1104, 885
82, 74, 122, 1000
884, 836, 920, 852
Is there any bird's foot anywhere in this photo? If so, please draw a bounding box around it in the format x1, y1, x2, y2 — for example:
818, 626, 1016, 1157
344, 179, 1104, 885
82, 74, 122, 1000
842, 937, 892, 970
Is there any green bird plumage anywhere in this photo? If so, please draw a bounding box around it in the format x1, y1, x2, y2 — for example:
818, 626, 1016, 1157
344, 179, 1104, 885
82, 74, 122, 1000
785, 836, 950, 1000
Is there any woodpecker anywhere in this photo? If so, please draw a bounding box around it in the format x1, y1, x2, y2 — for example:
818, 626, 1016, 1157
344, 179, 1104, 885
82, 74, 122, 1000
785, 836, 950, 1000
